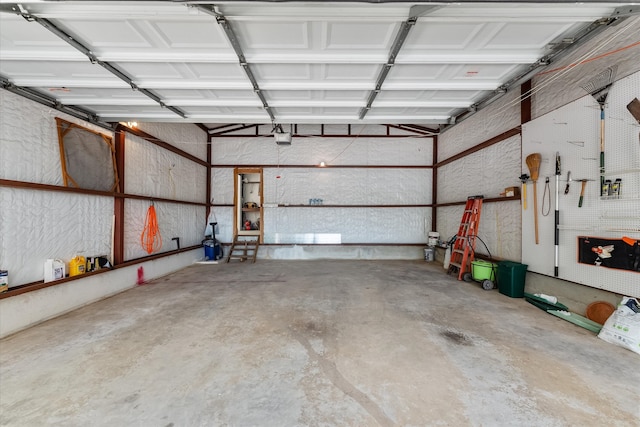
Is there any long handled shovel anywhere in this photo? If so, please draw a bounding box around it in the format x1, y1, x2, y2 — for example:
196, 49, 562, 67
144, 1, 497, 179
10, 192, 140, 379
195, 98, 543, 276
526, 153, 541, 245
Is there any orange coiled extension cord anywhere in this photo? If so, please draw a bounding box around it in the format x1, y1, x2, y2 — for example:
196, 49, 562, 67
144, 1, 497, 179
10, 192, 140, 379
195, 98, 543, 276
141, 203, 162, 254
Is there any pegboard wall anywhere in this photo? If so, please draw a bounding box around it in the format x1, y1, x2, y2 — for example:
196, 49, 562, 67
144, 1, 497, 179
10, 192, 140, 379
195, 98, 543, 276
522, 71, 640, 297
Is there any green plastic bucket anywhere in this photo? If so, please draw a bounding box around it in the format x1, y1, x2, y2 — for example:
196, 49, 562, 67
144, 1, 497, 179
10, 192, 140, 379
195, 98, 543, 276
471, 260, 497, 281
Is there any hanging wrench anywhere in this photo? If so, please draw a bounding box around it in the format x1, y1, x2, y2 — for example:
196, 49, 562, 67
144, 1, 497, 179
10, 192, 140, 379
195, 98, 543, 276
564, 171, 571, 195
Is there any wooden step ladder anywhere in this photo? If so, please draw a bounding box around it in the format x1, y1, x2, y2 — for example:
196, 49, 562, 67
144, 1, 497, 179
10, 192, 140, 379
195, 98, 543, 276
226, 235, 260, 263
447, 196, 483, 280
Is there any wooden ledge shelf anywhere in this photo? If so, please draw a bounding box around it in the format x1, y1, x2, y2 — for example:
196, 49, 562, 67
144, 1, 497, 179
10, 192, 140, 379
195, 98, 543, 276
434, 195, 520, 208
0, 245, 201, 300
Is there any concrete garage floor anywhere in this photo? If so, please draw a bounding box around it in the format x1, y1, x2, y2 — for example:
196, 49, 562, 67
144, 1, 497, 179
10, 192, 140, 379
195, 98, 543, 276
1, 260, 638, 426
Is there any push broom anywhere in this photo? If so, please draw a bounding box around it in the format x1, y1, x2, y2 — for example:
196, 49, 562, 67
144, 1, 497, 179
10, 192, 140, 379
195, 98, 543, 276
526, 153, 542, 245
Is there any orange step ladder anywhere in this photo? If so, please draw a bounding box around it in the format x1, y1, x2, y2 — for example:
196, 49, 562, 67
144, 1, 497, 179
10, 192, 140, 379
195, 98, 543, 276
447, 196, 483, 280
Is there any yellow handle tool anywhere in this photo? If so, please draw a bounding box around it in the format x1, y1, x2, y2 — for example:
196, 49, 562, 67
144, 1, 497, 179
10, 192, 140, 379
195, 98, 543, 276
519, 174, 530, 210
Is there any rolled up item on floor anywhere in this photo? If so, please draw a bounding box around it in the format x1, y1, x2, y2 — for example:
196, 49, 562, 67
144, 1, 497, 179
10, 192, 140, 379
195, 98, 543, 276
524, 293, 568, 312
535, 293, 558, 304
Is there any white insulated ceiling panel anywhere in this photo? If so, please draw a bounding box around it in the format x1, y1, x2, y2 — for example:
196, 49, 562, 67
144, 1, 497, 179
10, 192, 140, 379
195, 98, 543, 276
376, 90, 484, 102
0, 1, 632, 126
0, 60, 124, 87
154, 89, 260, 102
32, 87, 156, 105
325, 21, 398, 50
0, 13, 80, 59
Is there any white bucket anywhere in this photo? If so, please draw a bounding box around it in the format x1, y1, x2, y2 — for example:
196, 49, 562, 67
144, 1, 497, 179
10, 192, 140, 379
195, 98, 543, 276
424, 247, 435, 262
428, 231, 440, 247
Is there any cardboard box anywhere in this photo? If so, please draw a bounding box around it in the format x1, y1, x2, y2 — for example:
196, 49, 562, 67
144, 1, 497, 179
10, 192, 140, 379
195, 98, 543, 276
503, 186, 521, 197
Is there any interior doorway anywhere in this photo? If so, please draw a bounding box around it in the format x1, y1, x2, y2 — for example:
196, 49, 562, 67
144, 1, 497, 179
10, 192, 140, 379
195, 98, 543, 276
233, 168, 263, 243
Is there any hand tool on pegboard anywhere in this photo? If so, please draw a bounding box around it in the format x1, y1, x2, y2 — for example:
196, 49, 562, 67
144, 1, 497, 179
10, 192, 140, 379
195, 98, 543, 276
581, 65, 617, 197
564, 171, 571, 194
519, 174, 529, 209
526, 153, 541, 244
576, 179, 594, 207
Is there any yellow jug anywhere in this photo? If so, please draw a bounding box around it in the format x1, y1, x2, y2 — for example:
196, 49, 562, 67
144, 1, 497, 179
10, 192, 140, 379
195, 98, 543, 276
69, 255, 86, 277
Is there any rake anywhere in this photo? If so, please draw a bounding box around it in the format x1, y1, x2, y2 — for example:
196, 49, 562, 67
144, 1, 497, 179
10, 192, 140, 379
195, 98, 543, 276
581, 65, 617, 197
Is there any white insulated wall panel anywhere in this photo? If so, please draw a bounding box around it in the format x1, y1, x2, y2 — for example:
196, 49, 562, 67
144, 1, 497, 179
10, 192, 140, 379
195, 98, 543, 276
264, 207, 431, 244
0, 188, 113, 286
532, 16, 640, 120
475, 202, 522, 261
291, 125, 390, 136
136, 122, 208, 161
124, 199, 205, 261
212, 134, 432, 166
437, 202, 522, 262
205, 125, 392, 137
211, 168, 235, 205
0, 90, 113, 185
438, 135, 522, 204
262, 168, 431, 206
125, 133, 206, 203
438, 90, 521, 161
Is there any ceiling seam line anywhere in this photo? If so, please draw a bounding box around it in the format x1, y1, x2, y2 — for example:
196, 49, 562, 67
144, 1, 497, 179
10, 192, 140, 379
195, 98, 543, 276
195, 4, 275, 123
3, 4, 187, 120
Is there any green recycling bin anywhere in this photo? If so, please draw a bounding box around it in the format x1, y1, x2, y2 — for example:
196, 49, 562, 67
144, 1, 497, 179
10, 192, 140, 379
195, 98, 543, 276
497, 261, 528, 298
